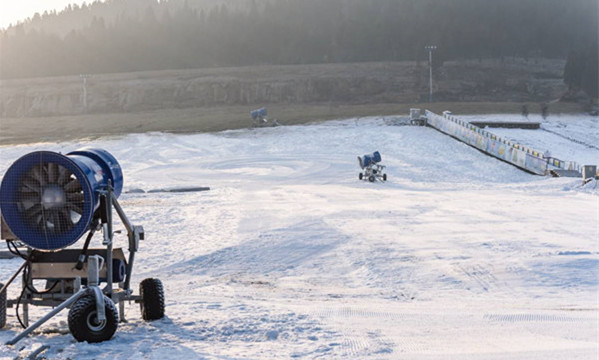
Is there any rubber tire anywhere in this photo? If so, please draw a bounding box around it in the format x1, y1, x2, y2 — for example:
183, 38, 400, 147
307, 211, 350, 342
368, 175, 375, 182
0, 283, 6, 329
383, 174, 387, 181
68, 294, 118, 343
359, 173, 363, 180
140, 278, 165, 321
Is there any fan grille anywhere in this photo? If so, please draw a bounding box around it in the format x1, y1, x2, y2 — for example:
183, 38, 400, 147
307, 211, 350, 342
17, 162, 85, 236
0, 151, 95, 251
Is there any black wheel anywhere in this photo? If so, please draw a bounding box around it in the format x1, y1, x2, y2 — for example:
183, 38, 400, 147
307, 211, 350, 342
0, 283, 6, 329
359, 173, 363, 180
368, 175, 375, 182
68, 294, 118, 343
383, 174, 387, 181
140, 278, 165, 321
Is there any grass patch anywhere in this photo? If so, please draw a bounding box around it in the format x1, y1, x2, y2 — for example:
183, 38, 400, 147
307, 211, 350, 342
0, 101, 586, 145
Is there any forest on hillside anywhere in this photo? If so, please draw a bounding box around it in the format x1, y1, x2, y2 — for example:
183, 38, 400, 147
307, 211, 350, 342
0, 0, 597, 82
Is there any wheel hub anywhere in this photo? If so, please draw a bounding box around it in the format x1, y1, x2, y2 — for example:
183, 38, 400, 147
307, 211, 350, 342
86, 311, 106, 332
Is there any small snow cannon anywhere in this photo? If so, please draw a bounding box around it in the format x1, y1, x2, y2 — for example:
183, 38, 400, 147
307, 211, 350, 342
0, 149, 164, 345
250, 107, 279, 128
358, 151, 387, 182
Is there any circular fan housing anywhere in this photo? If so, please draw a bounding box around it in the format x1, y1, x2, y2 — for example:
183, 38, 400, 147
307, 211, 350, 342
0, 149, 123, 251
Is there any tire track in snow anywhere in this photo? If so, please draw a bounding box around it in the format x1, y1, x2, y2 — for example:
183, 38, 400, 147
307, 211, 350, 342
313, 307, 434, 355
484, 313, 588, 323
454, 263, 518, 296
338, 337, 372, 357
456, 263, 494, 292
314, 307, 431, 322
540, 128, 599, 151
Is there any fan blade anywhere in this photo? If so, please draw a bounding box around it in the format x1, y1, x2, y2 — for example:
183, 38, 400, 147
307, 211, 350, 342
50, 211, 62, 233
60, 208, 75, 227
21, 178, 42, 193
24, 203, 43, 220
55, 210, 69, 233
66, 192, 85, 203
67, 203, 83, 215
47, 162, 58, 183
18, 193, 40, 203
57, 166, 70, 186
31, 214, 43, 229
31, 165, 46, 186
64, 178, 82, 192
47, 211, 56, 233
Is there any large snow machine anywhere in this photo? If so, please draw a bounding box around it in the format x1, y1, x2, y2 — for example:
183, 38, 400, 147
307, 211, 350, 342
358, 151, 387, 182
0, 148, 164, 345
250, 107, 280, 128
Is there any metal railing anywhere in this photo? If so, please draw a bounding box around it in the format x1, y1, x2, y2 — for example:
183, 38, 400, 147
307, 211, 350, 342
426, 110, 583, 175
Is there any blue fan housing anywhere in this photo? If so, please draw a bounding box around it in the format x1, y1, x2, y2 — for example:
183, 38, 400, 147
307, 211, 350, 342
0, 148, 123, 250
362, 151, 382, 167
250, 107, 267, 120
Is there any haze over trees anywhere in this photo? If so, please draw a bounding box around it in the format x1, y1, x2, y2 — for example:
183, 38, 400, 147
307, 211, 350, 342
564, 47, 599, 99
1, 0, 597, 86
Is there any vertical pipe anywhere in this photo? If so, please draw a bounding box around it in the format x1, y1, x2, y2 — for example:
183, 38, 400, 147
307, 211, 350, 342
119, 299, 126, 322
429, 50, 433, 103
22, 257, 29, 327
106, 184, 114, 294
111, 193, 135, 292
83, 77, 87, 111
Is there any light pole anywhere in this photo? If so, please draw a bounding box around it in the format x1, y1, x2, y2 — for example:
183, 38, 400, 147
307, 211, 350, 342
80, 74, 90, 113
425, 45, 437, 102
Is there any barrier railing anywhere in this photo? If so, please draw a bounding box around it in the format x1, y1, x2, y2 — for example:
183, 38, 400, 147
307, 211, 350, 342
425, 110, 550, 175
546, 158, 582, 173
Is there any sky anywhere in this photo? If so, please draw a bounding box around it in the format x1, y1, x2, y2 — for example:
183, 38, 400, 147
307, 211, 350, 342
0, 0, 94, 29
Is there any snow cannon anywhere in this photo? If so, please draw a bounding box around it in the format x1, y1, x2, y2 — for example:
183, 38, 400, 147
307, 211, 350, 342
359, 151, 382, 169
357, 151, 387, 182
250, 107, 279, 127
250, 107, 268, 120
0, 149, 123, 250
0, 148, 164, 345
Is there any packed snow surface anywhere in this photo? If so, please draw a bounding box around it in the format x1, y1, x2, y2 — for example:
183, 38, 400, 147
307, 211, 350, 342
0, 114, 597, 359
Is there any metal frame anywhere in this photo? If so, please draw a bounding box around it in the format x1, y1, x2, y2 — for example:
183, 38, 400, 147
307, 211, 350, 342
252, 117, 280, 128
250, 109, 279, 128
360, 163, 387, 182
2, 184, 144, 345
358, 156, 387, 182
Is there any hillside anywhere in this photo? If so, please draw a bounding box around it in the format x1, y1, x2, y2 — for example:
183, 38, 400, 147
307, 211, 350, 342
0, 59, 569, 119
1, 0, 596, 79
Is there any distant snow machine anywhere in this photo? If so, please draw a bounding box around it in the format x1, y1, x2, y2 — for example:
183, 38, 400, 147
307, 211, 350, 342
409, 108, 427, 126
0, 149, 165, 345
250, 107, 279, 128
358, 151, 387, 182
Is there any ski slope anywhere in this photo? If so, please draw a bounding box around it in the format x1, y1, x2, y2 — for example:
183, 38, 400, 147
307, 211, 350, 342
460, 113, 599, 166
0, 114, 597, 359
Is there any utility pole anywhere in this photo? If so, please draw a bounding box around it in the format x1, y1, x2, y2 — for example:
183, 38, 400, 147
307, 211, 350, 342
80, 74, 89, 113
425, 45, 437, 102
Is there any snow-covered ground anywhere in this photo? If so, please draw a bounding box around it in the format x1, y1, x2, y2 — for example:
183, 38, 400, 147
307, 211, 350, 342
461, 114, 598, 166
0, 114, 597, 359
